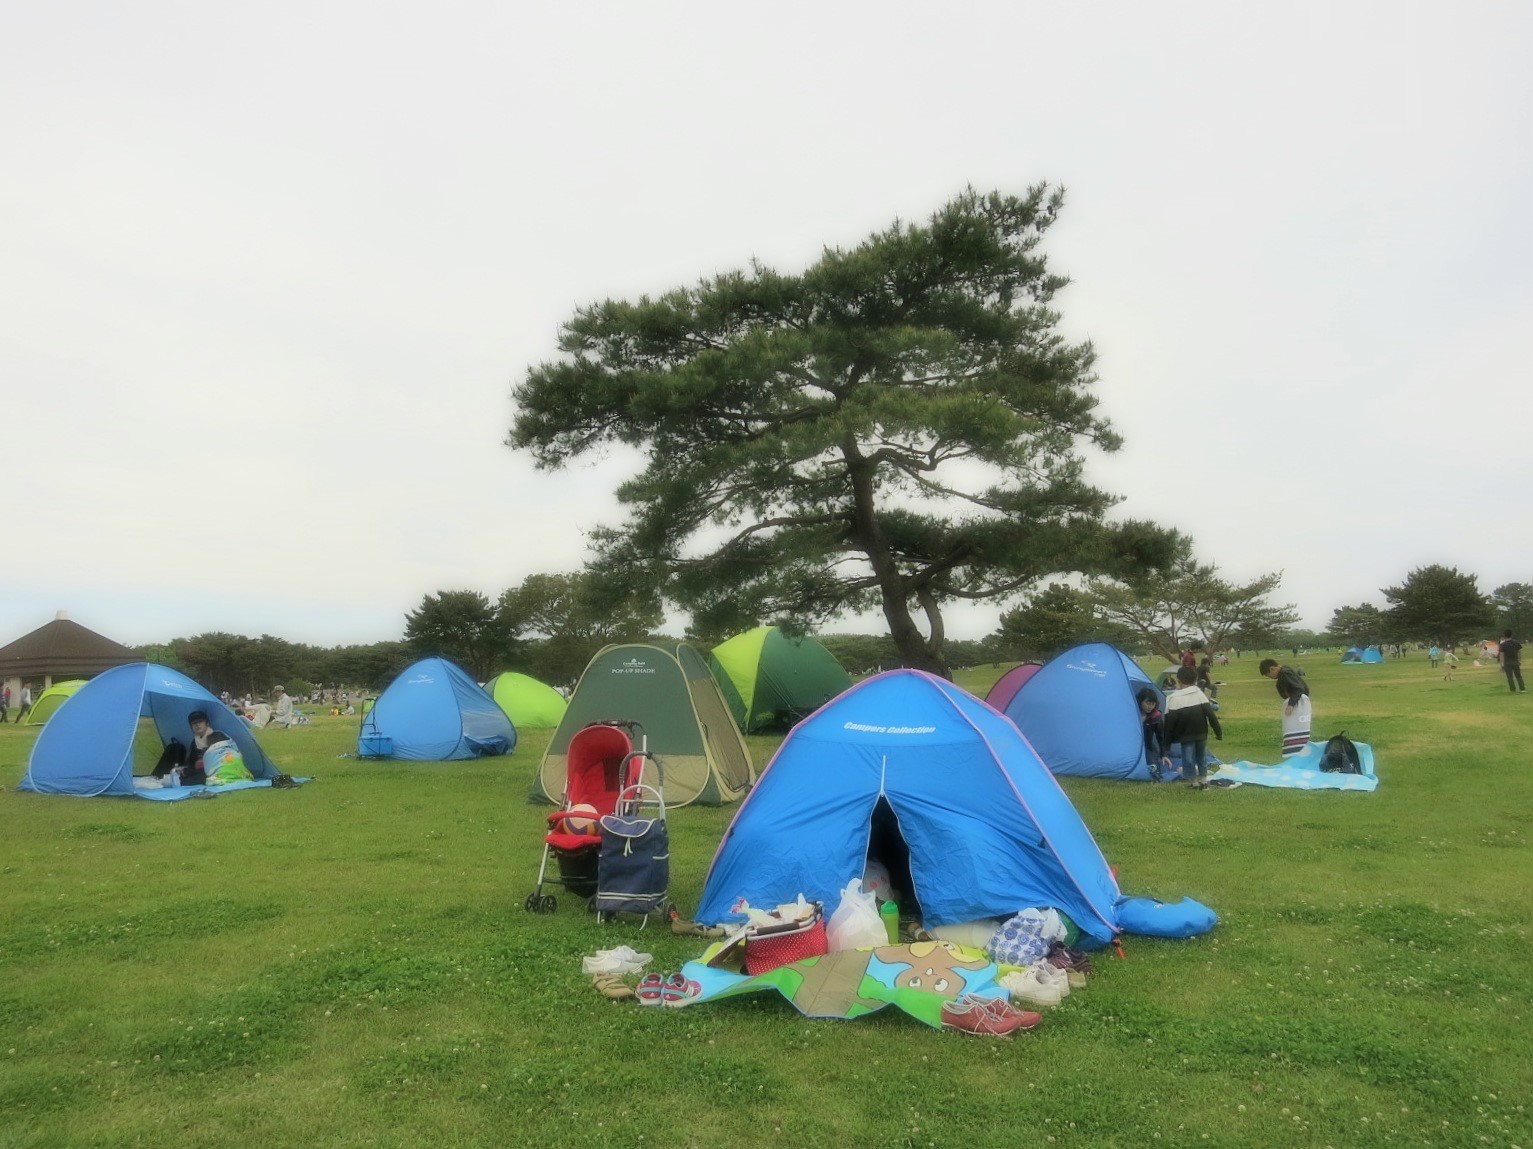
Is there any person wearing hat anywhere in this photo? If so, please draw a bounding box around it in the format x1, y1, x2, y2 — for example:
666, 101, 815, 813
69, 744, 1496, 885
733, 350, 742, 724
150, 710, 230, 785
269, 684, 296, 729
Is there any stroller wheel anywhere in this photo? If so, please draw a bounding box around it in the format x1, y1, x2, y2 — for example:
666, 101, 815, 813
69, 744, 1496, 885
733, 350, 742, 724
539, 894, 558, 914
587, 896, 598, 915
523, 892, 540, 913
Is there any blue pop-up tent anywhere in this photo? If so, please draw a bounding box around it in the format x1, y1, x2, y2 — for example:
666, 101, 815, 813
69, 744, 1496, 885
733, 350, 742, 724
1000, 642, 1162, 781
17, 663, 279, 797
358, 657, 515, 761
694, 669, 1123, 948
1361, 647, 1384, 664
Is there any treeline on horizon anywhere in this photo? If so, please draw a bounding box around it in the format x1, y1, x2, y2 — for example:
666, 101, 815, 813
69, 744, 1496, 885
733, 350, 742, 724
131, 626, 1342, 702
128, 566, 1533, 700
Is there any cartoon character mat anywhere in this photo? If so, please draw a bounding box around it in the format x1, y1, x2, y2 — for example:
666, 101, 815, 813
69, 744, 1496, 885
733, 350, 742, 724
676, 941, 1006, 1028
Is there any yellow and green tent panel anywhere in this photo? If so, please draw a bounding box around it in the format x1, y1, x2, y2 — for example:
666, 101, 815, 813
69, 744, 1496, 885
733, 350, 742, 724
24, 679, 88, 725
484, 671, 567, 729
708, 626, 853, 733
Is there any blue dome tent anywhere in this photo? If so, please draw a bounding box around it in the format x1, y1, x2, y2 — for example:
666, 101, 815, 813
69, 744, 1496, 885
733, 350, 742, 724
359, 657, 515, 760
1361, 647, 1385, 664
17, 663, 279, 797
1000, 642, 1162, 781
694, 669, 1123, 948
1341, 647, 1364, 663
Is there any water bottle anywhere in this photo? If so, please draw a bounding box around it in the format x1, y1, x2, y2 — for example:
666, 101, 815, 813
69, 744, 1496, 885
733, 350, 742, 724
880, 899, 899, 944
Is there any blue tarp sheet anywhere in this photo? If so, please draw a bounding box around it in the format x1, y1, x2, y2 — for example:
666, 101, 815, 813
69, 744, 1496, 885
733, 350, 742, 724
1214, 740, 1378, 791
133, 777, 310, 801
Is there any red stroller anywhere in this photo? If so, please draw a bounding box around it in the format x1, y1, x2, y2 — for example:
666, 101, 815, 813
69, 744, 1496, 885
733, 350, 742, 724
525, 723, 646, 914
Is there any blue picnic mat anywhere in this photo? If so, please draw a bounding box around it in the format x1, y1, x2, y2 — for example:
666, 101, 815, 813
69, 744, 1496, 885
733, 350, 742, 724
134, 778, 310, 801
1213, 741, 1377, 792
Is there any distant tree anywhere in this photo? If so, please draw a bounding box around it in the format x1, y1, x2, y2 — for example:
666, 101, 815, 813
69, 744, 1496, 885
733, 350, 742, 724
174, 632, 249, 696
1381, 565, 1494, 646
818, 633, 900, 675
404, 590, 516, 681
942, 638, 990, 669
995, 582, 1120, 660
1492, 582, 1533, 637
1079, 554, 1298, 663
508, 186, 1180, 678
499, 572, 663, 686
1326, 604, 1387, 647
134, 643, 184, 671
324, 642, 412, 692
237, 634, 296, 696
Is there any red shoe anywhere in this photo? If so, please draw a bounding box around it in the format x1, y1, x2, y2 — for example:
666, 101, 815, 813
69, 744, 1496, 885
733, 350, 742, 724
662, 973, 702, 1008
941, 994, 1042, 1036
635, 973, 666, 1006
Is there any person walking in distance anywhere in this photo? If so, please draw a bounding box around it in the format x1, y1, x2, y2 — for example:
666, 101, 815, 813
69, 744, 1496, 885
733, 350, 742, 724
1498, 630, 1526, 693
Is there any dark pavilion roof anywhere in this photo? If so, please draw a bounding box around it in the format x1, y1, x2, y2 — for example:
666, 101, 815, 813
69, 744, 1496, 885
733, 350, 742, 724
0, 617, 141, 678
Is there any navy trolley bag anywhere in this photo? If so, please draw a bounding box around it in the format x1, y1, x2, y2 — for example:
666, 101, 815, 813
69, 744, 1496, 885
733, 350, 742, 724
594, 784, 670, 923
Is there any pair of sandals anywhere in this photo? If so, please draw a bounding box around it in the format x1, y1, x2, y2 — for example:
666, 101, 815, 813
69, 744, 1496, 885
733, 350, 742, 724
591, 972, 636, 1001
636, 972, 701, 1007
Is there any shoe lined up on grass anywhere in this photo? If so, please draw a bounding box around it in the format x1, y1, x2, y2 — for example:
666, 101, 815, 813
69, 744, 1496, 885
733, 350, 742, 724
941, 994, 1042, 1037
592, 973, 636, 1001
1046, 944, 1093, 976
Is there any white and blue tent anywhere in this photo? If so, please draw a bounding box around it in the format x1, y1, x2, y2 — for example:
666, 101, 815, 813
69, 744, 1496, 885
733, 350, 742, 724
358, 657, 515, 761
1000, 642, 1162, 781
17, 663, 279, 797
694, 669, 1123, 948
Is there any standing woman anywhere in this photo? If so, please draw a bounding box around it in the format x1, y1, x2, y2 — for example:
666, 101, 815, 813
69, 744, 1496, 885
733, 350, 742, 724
1259, 658, 1312, 757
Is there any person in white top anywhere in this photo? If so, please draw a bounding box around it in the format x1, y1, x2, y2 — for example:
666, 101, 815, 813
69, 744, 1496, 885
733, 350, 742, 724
269, 685, 296, 728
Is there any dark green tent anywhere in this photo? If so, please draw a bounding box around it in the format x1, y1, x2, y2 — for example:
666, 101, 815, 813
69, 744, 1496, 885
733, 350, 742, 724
531, 643, 756, 808
708, 626, 852, 732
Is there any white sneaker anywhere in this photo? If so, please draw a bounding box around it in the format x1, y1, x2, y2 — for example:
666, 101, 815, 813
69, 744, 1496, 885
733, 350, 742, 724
1031, 961, 1071, 998
999, 970, 1062, 1007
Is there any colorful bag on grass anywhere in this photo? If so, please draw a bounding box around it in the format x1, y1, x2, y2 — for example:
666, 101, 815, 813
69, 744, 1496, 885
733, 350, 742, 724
203, 740, 253, 785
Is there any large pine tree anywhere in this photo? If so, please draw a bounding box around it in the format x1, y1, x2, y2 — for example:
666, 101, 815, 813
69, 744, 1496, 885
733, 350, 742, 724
510, 187, 1175, 676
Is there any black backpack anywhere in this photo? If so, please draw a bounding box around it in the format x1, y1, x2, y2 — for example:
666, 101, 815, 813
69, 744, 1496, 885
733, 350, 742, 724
1319, 731, 1362, 774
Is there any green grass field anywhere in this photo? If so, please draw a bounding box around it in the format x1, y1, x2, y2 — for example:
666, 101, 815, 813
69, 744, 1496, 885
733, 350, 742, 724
2, 653, 1529, 1148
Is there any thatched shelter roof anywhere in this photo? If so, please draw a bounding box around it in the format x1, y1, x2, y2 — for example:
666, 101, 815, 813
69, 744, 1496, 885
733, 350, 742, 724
0, 616, 140, 679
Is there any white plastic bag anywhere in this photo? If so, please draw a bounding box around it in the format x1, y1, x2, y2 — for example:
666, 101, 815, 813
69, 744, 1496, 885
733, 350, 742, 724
826, 878, 887, 951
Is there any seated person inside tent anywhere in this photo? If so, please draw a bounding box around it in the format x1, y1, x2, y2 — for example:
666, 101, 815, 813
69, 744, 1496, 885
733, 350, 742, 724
150, 710, 252, 786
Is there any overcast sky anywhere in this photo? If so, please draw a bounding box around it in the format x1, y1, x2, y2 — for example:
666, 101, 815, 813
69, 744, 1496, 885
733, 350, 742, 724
3, 1, 1529, 652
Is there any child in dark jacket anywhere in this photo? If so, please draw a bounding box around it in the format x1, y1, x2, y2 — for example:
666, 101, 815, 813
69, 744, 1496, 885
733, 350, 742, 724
1137, 687, 1173, 780
1163, 666, 1223, 786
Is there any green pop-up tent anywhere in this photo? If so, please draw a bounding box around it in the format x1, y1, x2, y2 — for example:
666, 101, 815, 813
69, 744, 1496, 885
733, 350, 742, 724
708, 626, 852, 732
23, 679, 88, 725
532, 642, 756, 808
484, 671, 567, 728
